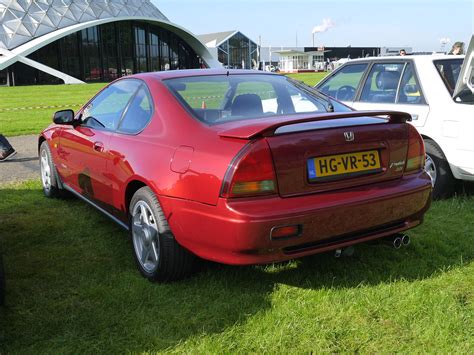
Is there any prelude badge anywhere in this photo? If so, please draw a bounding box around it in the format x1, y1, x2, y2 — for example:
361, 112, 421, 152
344, 131, 355, 142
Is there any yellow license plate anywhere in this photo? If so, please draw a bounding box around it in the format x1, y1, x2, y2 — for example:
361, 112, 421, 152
307, 150, 381, 181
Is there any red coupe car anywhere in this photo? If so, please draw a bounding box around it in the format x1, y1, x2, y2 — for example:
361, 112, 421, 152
39, 69, 432, 282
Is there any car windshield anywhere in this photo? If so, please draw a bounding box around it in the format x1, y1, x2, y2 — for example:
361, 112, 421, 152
164, 74, 329, 124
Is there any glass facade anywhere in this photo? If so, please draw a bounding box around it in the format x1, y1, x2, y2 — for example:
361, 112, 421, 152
6, 20, 201, 86
0, 68, 9, 86
217, 32, 258, 69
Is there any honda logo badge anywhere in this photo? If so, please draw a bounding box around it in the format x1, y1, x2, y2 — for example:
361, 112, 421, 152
344, 131, 354, 142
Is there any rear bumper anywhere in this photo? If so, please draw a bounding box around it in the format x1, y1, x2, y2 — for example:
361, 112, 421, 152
160, 172, 432, 265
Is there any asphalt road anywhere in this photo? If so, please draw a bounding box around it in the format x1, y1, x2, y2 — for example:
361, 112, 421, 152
0, 135, 39, 184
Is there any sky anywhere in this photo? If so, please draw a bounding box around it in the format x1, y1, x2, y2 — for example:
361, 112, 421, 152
154, 0, 473, 52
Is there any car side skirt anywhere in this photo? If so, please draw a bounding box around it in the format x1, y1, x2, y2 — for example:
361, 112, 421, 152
63, 183, 129, 231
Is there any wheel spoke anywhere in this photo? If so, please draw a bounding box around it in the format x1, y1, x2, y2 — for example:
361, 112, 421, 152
140, 243, 150, 264
132, 221, 144, 238
140, 204, 150, 225
151, 240, 159, 263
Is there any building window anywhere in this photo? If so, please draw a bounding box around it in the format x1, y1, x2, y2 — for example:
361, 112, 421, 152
160, 30, 170, 70
101, 23, 119, 81
169, 33, 179, 70
81, 27, 102, 81
119, 22, 134, 76
134, 25, 147, 73
228, 32, 250, 69
59, 32, 81, 80
149, 30, 160, 72
0, 69, 8, 85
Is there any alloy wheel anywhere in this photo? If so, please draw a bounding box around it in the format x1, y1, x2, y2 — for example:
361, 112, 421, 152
40, 149, 52, 191
132, 201, 160, 273
425, 154, 437, 188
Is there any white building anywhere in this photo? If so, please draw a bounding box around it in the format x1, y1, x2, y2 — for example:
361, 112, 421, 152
274, 49, 325, 73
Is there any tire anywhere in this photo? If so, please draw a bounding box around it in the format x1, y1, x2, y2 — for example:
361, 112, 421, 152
0, 255, 5, 306
424, 139, 455, 199
129, 186, 197, 282
39, 141, 64, 198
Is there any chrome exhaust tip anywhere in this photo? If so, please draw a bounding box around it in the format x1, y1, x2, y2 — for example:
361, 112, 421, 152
393, 236, 402, 249
401, 234, 410, 246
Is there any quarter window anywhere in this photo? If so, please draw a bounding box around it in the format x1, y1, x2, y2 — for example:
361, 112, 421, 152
359, 63, 404, 103
118, 85, 153, 134
434, 59, 463, 95
398, 63, 425, 104
82, 80, 141, 130
319, 63, 368, 101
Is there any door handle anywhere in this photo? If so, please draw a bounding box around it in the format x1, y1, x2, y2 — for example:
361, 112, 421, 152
93, 141, 104, 152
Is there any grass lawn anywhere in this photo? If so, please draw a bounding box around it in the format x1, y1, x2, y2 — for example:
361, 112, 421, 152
284, 72, 329, 87
0, 73, 328, 137
0, 180, 472, 352
0, 83, 106, 136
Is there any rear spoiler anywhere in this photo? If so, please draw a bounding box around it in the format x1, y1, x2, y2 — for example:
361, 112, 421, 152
218, 111, 412, 139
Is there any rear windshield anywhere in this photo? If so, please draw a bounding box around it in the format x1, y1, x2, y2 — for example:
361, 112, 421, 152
164, 74, 330, 124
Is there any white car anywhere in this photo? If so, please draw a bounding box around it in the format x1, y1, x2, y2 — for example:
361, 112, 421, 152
316, 39, 474, 199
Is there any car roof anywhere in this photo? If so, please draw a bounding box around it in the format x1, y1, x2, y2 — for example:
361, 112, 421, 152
343, 54, 465, 64
133, 69, 278, 81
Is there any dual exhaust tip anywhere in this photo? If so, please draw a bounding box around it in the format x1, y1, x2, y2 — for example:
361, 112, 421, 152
334, 234, 410, 257
391, 233, 410, 249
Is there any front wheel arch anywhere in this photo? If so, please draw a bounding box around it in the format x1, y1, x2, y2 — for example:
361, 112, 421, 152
38, 136, 47, 153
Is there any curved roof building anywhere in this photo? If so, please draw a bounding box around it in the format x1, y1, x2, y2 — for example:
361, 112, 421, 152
0, 0, 220, 85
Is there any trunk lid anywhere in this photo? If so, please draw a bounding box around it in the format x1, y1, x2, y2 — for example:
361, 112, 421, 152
265, 117, 408, 197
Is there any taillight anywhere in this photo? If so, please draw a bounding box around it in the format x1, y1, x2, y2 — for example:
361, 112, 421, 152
221, 140, 277, 198
405, 124, 425, 173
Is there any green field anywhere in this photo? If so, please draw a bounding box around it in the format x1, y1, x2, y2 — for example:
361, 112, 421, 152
284, 72, 329, 86
0, 181, 472, 353
0, 83, 106, 136
0, 73, 328, 137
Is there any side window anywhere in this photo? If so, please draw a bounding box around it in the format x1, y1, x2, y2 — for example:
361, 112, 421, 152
359, 63, 404, 103
434, 59, 463, 95
398, 63, 426, 104
82, 80, 141, 130
118, 85, 153, 134
319, 63, 368, 101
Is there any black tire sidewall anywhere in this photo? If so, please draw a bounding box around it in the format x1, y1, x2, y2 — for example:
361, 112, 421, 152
424, 139, 455, 199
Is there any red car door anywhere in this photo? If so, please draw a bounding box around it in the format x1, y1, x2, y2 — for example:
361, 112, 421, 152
58, 125, 113, 202
56, 79, 143, 206
105, 83, 154, 216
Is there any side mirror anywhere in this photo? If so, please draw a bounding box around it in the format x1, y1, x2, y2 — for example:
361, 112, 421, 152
53, 109, 74, 125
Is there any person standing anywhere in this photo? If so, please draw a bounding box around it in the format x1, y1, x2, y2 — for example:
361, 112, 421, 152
0, 134, 16, 162
399, 49, 407, 56
448, 42, 464, 55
